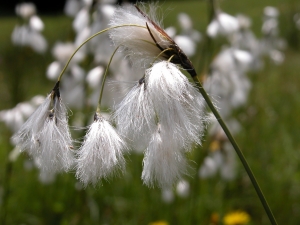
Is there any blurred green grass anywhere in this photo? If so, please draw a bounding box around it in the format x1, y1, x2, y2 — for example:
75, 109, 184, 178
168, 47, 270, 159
1, 0, 300, 224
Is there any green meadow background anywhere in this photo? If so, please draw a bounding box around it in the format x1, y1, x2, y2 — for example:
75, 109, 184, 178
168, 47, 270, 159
0, 0, 300, 224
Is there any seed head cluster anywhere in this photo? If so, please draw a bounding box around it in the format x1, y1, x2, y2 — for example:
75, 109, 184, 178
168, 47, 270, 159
12, 4, 207, 188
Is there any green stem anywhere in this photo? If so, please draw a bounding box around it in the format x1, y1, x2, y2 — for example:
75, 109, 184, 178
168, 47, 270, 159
96, 46, 121, 113
151, 48, 173, 65
167, 55, 175, 62
57, 24, 147, 82
192, 75, 278, 225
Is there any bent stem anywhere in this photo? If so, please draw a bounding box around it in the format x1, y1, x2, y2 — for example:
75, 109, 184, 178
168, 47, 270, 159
96, 45, 121, 113
57, 24, 147, 82
192, 75, 278, 225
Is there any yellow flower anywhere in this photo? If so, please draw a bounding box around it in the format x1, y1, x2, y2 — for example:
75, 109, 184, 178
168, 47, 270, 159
223, 211, 250, 225
148, 221, 169, 225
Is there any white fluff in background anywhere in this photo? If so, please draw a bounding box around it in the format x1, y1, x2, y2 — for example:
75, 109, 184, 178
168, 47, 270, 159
15, 2, 36, 19
207, 12, 239, 38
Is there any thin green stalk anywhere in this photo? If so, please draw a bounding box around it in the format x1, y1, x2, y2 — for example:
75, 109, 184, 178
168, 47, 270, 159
57, 24, 146, 82
96, 46, 120, 113
192, 75, 278, 225
151, 48, 173, 65
167, 55, 175, 62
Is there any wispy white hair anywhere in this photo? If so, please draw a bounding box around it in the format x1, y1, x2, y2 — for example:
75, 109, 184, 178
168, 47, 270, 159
142, 124, 188, 188
34, 96, 74, 172
112, 79, 156, 151
11, 94, 52, 157
76, 113, 127, 186
109, 4, 171, 68
146, 61, 206, 149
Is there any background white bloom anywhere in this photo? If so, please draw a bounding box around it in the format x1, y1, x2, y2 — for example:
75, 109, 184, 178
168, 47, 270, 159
12, 2, 48, 53
0, 95, 45, 133
15, 2, 36, 19
176, 179, 190, 198
207, 12, 239, 38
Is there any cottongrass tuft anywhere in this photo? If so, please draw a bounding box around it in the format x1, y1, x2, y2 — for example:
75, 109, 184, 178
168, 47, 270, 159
76, 112, 127, 187
12, 85, 75, 172
113, 78, 156, 150
142, 124, 188, 188
37, 97, 74, 172
113, 61, 208, 187
109, 4, 197, 77
145, 61, 206, 149
114, 61, 207, 152
109, 4, 169, 68
12, 94, 52, 157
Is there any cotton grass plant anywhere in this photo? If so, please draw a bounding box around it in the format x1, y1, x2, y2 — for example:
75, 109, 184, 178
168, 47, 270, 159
9, 2, 278, 224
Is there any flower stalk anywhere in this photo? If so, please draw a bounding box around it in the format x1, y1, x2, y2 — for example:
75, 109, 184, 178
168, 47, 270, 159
57, 24, 147, 82
192, 75, 278, 225
11, 4, 278, 223
97, 45, 120, 113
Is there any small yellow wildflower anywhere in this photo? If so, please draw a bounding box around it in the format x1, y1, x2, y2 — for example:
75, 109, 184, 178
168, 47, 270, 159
148, 220, 169, 225
223, 211, 250, 225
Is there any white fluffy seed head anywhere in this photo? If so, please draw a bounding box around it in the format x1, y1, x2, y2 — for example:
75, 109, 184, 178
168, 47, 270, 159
109, 4, 171, 68
142, 124, 188, 188
11, 94, 52, 157
113, 61, 207, 152
12, 88, 75, 173
34, 95, 75, 172
76, 113, 127, 187
113, 80, 156, 151
145, 61, 206, 149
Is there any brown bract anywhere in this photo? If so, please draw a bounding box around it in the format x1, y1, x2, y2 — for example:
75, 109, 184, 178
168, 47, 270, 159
135, 5, 197, 77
